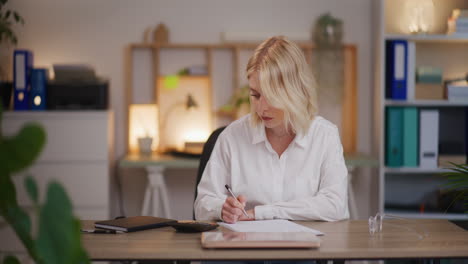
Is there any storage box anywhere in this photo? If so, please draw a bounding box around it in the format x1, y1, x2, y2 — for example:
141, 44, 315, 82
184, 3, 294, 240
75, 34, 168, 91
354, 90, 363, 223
415, 83, 444, 100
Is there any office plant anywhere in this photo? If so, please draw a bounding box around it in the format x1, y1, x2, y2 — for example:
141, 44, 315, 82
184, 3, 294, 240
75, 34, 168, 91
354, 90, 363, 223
219, 85, 250, 119
0, 0, 24, 45
0, 103, 90, 264
441, 163, 468, 213
0, 0, 25, 107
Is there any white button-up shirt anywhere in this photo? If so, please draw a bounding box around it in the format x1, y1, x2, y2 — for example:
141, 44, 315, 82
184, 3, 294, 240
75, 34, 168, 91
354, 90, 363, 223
194, 114, 349, 221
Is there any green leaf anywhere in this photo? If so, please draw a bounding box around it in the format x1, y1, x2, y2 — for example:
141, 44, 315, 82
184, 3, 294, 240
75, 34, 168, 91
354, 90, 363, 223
2, 205, 38, 261
4, 10, 10, 20
36, 182, 90, 264
13, 11, 23, 24
25, 175, 39, 204
0, 172, 17, 215
2, 255, 20, 264
0, 123, 46, 174
13, 12, 19, 22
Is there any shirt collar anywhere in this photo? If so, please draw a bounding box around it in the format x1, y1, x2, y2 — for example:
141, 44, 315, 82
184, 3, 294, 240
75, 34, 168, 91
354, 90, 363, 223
250, 117, 313, 149
251, 120, 266, 145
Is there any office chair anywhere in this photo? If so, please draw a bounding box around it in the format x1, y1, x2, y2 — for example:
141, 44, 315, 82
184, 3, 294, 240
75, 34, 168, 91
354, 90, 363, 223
193, 126, 226, 220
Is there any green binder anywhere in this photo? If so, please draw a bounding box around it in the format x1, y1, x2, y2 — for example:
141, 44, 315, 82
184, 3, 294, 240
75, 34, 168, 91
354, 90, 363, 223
402, 107, 418, 167
386, 107, 403, 167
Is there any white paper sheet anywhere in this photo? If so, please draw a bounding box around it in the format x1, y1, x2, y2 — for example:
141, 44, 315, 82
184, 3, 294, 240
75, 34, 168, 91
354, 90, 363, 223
218, 219, 324, 236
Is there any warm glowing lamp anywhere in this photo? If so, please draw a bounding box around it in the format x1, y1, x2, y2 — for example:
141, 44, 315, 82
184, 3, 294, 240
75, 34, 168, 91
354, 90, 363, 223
403, 0, 435, 34
129, 104, 159, 154
157, 76, 212, 152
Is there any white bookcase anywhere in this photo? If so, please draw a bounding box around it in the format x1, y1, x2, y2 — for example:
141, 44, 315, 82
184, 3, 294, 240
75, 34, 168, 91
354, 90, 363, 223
0, 111, 114, 255
376, 0, 468, 220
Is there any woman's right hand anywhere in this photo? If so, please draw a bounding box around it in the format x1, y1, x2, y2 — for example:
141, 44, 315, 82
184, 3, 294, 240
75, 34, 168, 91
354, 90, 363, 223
221, 195, 252, 223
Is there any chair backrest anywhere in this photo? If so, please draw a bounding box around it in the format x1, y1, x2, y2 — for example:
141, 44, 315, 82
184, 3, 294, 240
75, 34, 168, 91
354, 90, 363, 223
193, 126, 226, 220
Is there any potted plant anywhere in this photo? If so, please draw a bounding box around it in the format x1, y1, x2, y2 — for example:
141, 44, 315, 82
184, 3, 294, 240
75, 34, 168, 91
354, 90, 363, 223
313, 12, 343, 48
0, 103, 90, 264
0, 0, 24, 109
441, 163, 468, 213
219, 85, 250, 119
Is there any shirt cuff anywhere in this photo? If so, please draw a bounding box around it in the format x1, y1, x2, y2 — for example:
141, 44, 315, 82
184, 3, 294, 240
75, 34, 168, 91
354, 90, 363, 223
215, 199, 225, 221
254, 205, 277, 220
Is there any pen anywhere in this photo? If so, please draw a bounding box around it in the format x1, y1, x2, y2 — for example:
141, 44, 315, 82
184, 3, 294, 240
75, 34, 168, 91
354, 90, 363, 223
81, 228, 117, 234
224, 184, 249, 217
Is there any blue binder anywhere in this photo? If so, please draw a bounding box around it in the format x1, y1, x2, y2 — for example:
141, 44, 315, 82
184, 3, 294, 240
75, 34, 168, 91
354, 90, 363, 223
30, 68, 47, 110
13, 50, 33, 110
385, 40, 407, 100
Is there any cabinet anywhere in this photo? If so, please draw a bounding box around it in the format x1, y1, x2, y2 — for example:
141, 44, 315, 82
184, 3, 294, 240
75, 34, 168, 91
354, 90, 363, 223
376, 0, 468, 220
2, 111, 114, 219
0, 111, 114, 254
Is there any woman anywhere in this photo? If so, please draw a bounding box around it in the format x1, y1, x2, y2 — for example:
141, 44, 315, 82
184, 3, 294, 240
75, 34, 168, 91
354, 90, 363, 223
194, 36, 349, 223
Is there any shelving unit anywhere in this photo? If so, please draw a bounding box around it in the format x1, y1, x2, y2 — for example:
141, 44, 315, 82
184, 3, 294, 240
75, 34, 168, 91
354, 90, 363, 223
124, 41, 358, 154
385, 100, 468, 107
376, 0, 468, 220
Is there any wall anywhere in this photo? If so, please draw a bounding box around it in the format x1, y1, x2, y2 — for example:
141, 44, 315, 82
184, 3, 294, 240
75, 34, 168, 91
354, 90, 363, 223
4, 0, 375, 219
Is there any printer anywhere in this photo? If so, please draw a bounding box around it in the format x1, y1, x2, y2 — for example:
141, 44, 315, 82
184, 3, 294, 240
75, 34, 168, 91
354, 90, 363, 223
47, 64, 108, 110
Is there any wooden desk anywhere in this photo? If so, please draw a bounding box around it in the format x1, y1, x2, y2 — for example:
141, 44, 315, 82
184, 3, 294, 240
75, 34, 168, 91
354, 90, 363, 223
82, 219, 468, 261
119, 153, 378, 219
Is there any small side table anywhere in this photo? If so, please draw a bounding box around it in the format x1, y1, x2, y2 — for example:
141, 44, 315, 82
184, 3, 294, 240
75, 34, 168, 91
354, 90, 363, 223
119, 153, 199, 218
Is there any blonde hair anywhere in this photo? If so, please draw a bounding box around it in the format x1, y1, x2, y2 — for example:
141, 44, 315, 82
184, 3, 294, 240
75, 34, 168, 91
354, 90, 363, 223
246, 36, 318, 136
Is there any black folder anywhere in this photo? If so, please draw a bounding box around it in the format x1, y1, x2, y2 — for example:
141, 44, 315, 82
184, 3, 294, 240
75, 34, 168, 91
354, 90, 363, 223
94, 216, 177, 232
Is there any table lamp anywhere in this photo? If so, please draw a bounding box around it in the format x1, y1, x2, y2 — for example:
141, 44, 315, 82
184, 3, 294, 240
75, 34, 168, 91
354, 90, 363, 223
158, 76, 212, 152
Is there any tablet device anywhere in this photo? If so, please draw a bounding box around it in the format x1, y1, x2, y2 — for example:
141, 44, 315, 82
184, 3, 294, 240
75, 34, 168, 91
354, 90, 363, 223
201, 232, 320, 248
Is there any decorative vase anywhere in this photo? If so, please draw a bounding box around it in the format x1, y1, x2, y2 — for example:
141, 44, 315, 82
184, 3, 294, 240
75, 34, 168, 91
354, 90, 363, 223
138, 137, 153, 155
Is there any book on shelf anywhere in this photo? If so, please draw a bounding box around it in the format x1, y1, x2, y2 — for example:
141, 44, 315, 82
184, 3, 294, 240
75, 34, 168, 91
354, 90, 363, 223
419, 110, 439, 169
446, 83, 468, 102
385, 107, 419, 167
402, 107, 418, 167
416, 67, 443, 84
386, 107, 404, 167
447, 9, 468, 34
13, 50, 34, 110
415, 66, 444, 100
385, 40, 408, 100
406, 42, 416, 101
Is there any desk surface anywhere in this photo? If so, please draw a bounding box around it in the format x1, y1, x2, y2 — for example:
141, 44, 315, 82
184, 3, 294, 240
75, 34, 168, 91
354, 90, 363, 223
82, 219, 468, 261
119, 153, 379, 168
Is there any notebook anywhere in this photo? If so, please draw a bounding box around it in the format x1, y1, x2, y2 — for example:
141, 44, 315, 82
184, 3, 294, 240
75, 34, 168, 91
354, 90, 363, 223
201, 232, 321, 248
94, 216, 177, 232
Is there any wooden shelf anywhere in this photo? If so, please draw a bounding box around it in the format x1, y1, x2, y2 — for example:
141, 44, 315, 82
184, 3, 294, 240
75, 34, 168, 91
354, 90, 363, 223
385, 100, 468, 107
125, 40, 358, 154
385, 34, 468, 43
130, 42, 357, 50
384, 210, 468, 220
384, 167, 452, 174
